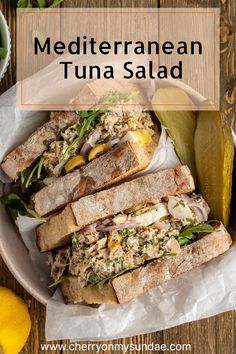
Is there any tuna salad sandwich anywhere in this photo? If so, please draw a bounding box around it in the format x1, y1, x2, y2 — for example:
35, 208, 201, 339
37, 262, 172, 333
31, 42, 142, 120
41, 166, 232, 304
1, 82, 159, 217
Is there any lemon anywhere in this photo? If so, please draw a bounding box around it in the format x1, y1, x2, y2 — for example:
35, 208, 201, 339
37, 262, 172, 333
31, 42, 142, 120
0, 287, 31, 354
64, 154, 87, 173
88, 144, 111, 162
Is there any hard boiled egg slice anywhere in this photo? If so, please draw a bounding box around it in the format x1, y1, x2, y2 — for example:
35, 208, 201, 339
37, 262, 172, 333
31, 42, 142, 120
134, 203, 169, 227
168, 196, 193, 220
122, 129, 153, 145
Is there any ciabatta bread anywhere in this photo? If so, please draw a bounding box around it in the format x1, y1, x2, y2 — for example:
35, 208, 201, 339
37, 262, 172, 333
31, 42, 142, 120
60, 223, 232, 304
33, 139, 158, 217
36, 165, 194, 252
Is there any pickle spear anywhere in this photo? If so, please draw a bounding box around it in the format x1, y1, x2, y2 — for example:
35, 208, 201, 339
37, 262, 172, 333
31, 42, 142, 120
152, 87, 196, 179
194, 111, 234, 226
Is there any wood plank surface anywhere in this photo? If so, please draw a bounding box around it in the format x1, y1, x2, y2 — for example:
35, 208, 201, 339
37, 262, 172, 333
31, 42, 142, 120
0, 0, 235, 353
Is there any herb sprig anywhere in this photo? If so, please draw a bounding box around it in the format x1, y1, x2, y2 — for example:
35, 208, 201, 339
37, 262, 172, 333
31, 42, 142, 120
86, 266, 139, 288
1, 193, 45, 220
176, 222, 214, 246
48, 276, 64, 288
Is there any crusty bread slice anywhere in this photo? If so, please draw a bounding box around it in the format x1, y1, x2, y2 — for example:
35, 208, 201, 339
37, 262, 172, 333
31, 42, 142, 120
36, 165, 194, 252
112, 223, 232, 303
60, 278, 118, 305
60, 223, 232, 304
1, 112, 79, 180
33, 139, 158, 217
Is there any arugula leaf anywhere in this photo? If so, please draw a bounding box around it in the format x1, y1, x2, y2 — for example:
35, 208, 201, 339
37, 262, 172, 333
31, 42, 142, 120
21, 167, 37, 189
37, 156, 45, 179
62, 110, 103, 159
17, 0, 63, 7
17, 0, 33, 7
25, 162, 40, 189
1, 193, 45, 221
21, 156, 45, 189
87, 271, 99, 286
48, 276, 64, 288
0, 47, 7, 60
176, 223, 214, 246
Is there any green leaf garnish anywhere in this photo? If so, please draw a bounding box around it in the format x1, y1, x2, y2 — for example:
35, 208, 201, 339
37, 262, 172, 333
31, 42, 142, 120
87, 271, 100, 286
37, 156, 45, 179
86, 266, 139, 288
1, 193, 45, 221
17, 0, 63, 7
176, 222, 214, 246
17, 0, 33, 7
21, 156, 45, 189
25, 162, 40, 189
48, 276, 64, 288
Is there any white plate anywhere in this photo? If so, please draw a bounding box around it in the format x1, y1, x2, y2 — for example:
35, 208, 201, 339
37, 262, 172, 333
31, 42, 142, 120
0, 81, 205, 306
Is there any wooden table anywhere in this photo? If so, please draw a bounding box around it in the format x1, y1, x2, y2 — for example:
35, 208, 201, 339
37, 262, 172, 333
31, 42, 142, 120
0, 0, 235, 353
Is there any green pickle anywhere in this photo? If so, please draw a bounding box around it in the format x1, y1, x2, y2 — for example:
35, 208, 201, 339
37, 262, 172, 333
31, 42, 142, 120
152, 87, 197, 179
194, 111, 234, 226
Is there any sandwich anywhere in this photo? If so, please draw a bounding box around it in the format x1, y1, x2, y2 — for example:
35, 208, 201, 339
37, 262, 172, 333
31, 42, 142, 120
44, 166, 232, 304
36, 165, 195, 252
1, 81, 159, 216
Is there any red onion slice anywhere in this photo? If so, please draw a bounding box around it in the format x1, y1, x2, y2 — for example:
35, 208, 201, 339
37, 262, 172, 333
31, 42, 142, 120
107, 138, 120, 147
80, 130, 101, 156
80, 142, 92, 156
83, 222, 98, 232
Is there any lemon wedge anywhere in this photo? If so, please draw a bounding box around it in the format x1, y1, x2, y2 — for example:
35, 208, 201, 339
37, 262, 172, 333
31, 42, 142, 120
88, 144, 111, 162
123, 129, 153, 145
0, 287, 31, 354
64, 154, 86, 173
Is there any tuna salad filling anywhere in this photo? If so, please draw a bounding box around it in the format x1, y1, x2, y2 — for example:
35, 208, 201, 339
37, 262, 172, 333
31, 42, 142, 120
49, 193, 215, 288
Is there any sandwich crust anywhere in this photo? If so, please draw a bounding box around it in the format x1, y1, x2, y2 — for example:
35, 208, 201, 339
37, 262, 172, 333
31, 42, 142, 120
60, 278, 118, 305
1, 112, 79, 180
36, 165, 195, 252
33, 140, 157, 216
112, 223, 232, 303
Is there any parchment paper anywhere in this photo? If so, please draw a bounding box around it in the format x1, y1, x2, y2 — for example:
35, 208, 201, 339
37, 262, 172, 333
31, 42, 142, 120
0, 85, 235, 342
